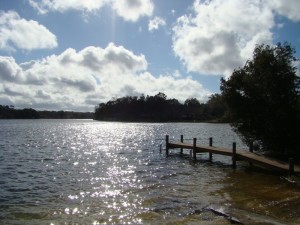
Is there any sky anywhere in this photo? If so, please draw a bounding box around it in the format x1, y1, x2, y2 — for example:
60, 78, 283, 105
0, 0, 300, 112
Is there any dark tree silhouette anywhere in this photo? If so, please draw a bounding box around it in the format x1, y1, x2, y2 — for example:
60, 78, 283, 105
94, 93, 228, 122
221, 42, 300, 157
0, 105, 40, 119
0, 105, 93, 119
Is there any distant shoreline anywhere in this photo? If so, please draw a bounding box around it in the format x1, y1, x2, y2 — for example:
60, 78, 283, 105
0, 105, 93, 119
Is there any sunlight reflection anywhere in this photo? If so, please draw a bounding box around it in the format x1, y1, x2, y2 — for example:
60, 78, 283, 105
5, 120, 299, 224
46, 122, 157, 223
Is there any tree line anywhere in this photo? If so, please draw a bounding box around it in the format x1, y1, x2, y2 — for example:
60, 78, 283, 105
0, 105, 40, 119
0, 105, 93, 119
94, 92, 228, 122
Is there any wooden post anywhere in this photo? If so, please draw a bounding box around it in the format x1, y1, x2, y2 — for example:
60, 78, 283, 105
249, 142, 253, 166
209, 137, 213, 146
232, 142, 236, 169
209, 137, 213, 161
159, 144, 162, 153
289, 158, 294, 176
166, 135, 169, 157
180, 135, 183, 155
249, 142, 253, 153
193, 138, 197, 159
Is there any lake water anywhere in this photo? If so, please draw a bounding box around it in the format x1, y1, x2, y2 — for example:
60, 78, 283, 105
0, 119, 299, 225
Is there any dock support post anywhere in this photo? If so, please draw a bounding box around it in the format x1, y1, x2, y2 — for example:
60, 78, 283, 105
249, 142, 253, 166
232, 142, 236, 169
166, 135, 169, 157
209, 137, 213, 161
160, 144, 162, 153
193, 138, 197, 159
249, 142, 253, 153
180, 135, 183, 155
289, 158, 294, 176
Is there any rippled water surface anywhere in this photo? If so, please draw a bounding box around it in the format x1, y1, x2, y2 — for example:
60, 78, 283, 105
0, 120, 299, 225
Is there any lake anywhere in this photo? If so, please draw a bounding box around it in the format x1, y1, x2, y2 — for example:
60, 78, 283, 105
0, 119, 299, 224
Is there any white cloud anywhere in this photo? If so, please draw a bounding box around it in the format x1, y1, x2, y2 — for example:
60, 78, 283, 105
148, 17, 166, 32
267, 0, 300, 21
28, 0, 109, 14
130, 72, 210, 102
112, 0, 154, 22
0, 82, 35, 106
3, 85, 24, 96
29, 0, 154, 22
0, 43, 210, 111
0, 56, 24, 82
172, 0, 275, 77
0, 11, 57, 51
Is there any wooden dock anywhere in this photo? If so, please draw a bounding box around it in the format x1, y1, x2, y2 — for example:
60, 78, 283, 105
165, 135, 300, 175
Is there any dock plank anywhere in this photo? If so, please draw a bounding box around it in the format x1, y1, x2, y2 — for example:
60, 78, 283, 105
167, 141, 300, 173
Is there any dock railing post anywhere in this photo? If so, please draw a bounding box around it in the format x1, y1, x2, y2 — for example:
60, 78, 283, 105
249, 142, 253, 153
289, 158, 294, 176
249, 142, 253, 166
209, 137, 213, 161
193, 138, 197, 159
232, 142, 237, 169
180, 135, 183, 155
166, 135, 169, 157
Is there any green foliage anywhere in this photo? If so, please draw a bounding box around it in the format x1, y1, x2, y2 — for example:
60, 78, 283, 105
221, 43, 300, 157
206, 94, 229, 122
94, 93, 228, 122
38, 110, 93, 119
0, 105, 40, 119
0, 105, 93, 119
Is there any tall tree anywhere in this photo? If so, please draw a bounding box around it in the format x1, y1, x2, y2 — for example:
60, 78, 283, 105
221, 43, 300, 157
205, 94, 228, 122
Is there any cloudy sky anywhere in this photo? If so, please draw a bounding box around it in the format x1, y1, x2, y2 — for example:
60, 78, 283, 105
1, 0, 299, 111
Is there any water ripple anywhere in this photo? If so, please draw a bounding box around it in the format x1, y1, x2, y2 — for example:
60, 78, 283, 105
0, 120, 299, 224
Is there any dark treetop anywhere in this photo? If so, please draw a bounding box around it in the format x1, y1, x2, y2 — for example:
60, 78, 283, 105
94, 92, 228, 123
221, 42, 300, 159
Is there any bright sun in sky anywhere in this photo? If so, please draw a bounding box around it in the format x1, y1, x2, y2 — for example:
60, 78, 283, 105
1, 0, 300, 111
